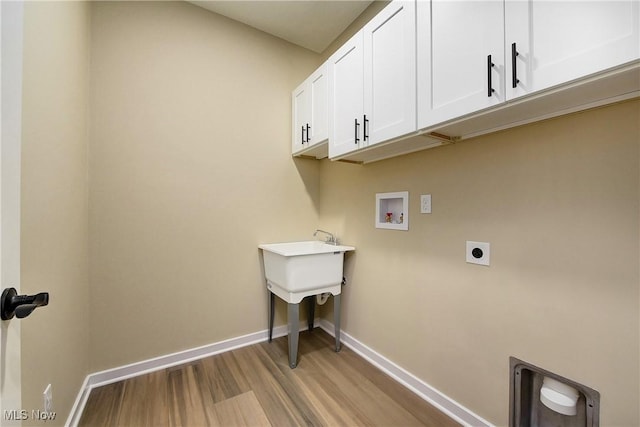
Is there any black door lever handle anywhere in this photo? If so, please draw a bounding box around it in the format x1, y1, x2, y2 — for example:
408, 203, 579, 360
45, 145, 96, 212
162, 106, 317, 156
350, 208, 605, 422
1, 287, 49, 320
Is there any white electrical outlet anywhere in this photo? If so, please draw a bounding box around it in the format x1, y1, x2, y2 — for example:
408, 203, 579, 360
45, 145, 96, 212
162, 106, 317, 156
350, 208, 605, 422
43, 384, 53, 413
466, 241, 490, 266
420, 194, 432, 214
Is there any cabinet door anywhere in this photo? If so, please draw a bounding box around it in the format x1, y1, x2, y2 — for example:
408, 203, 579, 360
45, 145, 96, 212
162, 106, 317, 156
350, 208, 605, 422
417, 0, 504, 129
329, 31, 364, 158
363, 0, 416, 146
309, 64, 329, 145
506, 0, 640, 100
292, 82, 310, 154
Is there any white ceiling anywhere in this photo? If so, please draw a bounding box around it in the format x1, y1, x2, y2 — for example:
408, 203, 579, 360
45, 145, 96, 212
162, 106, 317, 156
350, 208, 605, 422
187, 1, 373, 53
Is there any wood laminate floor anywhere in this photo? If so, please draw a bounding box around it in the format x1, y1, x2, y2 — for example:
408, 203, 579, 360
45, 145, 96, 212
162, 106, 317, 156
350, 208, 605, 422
79, 328, 460, 426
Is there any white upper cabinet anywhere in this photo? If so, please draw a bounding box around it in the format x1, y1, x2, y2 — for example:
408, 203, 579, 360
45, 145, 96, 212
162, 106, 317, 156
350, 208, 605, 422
417, 0, 504, 129
295, 0, 638, 163
505, 0, 640, 100
329, 0, 416, 159
309, 65, 329, 145
292, 82, 310, 154
418, 0, 640, 130
292, 63, 329, 158
329, 32, 364, 158
363, 0, 416, 146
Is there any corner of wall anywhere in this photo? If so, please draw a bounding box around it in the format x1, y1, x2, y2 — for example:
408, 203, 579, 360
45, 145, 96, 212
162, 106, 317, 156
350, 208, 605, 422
21, 0, 91, 421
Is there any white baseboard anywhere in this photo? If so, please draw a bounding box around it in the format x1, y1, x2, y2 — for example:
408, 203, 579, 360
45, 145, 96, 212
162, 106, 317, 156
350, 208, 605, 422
66, 320, 492, 427
317, 319, 493, 427
65, 323, 296, 426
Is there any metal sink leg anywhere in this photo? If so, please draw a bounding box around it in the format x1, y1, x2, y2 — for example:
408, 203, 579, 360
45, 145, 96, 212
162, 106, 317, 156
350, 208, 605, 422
334, 294, 341, 352
268, 291, 275, 342
287, 302, 299, 368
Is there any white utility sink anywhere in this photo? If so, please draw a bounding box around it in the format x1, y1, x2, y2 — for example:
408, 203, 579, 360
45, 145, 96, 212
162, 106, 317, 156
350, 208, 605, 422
259, 239, 355, 368
258, 240, 355, 303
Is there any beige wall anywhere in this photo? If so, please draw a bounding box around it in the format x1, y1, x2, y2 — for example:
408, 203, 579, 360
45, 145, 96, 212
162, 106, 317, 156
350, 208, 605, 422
318, 99, 640, 425
21, 1, 90, 423
88, 1, 321, 370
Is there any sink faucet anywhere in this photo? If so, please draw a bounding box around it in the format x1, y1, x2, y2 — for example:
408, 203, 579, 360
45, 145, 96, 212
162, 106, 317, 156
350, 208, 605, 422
314, 229, 337, 245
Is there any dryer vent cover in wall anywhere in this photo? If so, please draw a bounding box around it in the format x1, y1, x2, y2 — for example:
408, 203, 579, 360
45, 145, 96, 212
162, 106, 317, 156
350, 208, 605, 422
509, 357, 600, 427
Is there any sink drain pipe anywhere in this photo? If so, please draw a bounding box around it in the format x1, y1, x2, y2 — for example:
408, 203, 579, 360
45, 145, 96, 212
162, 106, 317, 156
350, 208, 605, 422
316, 293, 331, 305
316, 277, 347, 305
